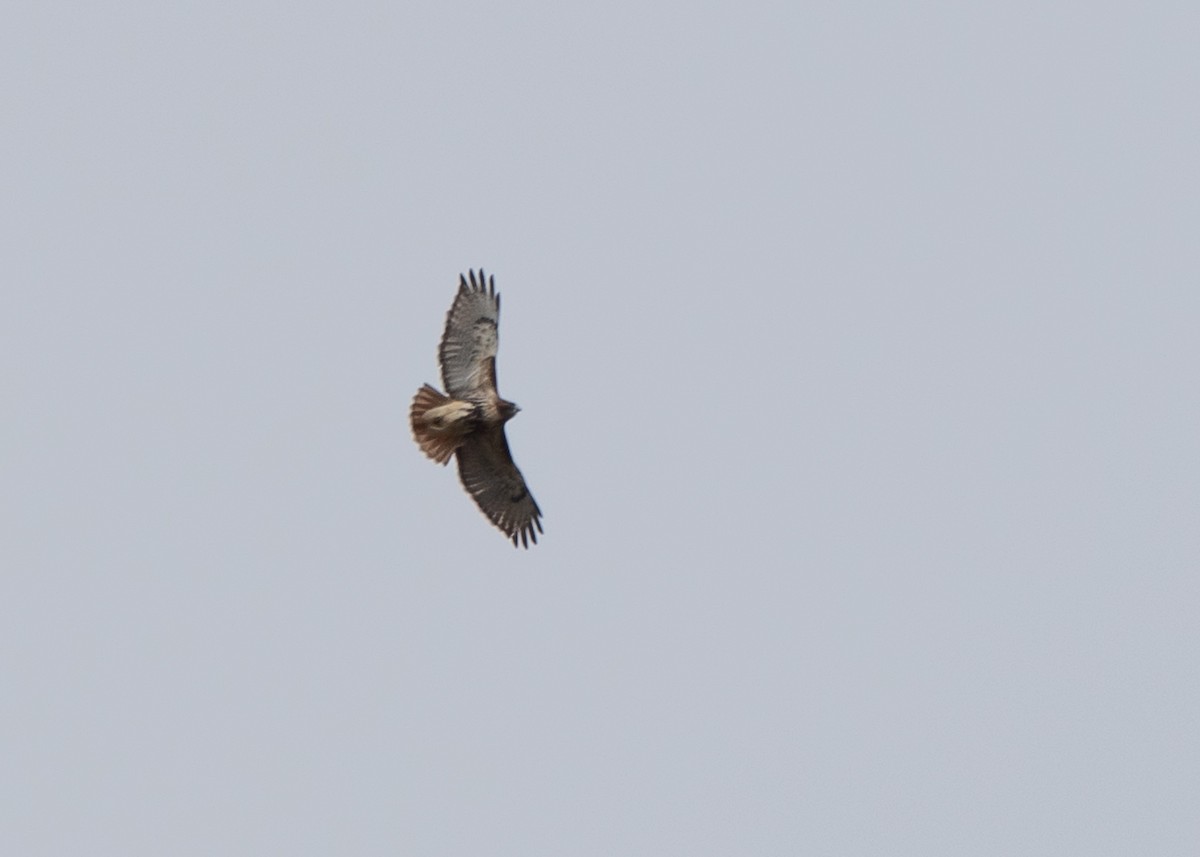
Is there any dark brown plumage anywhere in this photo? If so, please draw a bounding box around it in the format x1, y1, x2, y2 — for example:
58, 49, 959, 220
410, 270, 543, 548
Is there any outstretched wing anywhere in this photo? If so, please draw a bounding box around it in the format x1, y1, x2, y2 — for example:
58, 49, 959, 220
456, 425, 543, 548
439, 269, 500, 398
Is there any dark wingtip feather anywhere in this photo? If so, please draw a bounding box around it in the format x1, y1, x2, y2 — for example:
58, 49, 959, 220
508, 522, 539, 549
461, 269, 494, 296
458, 269, 498, 301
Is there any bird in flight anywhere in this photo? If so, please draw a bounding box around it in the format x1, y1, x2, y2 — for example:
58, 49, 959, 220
410, 270, 543, 547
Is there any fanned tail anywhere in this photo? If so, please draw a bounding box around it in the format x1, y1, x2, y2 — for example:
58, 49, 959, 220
410, 384, 468, 465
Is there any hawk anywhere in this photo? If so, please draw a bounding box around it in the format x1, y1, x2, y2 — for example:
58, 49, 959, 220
410, 269, 544, 548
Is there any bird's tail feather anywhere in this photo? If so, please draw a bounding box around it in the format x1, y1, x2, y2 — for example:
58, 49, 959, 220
410, 384, 463, 465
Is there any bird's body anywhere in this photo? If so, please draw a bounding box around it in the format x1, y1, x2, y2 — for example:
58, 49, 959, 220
410, 270, 543, 547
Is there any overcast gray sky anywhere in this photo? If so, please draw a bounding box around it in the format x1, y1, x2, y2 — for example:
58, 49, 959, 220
3, 2, 1198, 854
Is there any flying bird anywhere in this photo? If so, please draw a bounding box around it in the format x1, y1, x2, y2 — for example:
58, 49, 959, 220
410, 269, 543, 547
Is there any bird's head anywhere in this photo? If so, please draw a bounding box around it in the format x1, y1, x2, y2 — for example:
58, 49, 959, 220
499, 399, 520, 422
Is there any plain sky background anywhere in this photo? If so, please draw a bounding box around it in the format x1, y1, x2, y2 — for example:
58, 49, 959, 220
3, 2, 1198, 854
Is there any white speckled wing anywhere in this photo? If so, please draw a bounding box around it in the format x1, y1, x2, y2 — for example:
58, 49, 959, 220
438, 269, 500, 398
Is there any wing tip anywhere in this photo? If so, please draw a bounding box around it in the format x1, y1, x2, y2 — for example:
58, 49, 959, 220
460, 268, 497, 301
509, 513, 543, 548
